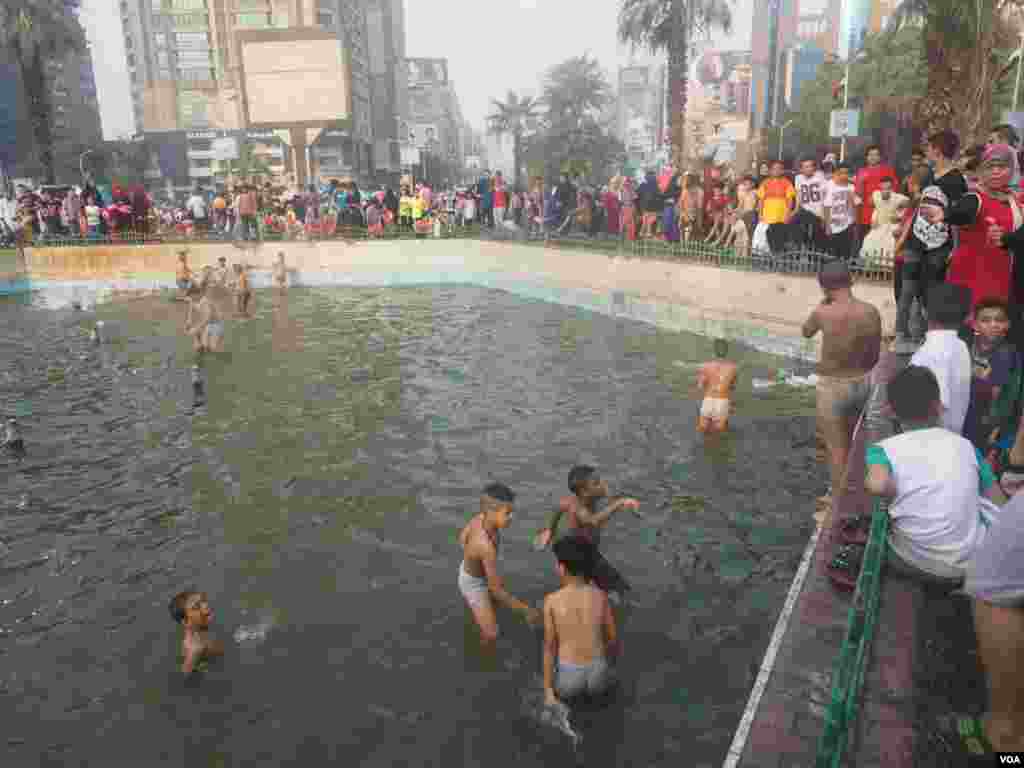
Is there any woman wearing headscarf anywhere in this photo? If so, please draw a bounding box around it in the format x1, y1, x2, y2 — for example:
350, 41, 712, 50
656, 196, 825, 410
924, 144, 1020, 317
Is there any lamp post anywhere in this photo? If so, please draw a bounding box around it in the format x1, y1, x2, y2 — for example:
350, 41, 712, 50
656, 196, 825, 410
779, 119, 794, 162
79, 149, 93, 182
1014, 30, 1024, 112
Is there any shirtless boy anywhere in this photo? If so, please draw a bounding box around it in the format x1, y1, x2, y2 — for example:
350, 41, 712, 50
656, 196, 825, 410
458, 482, 541, 645
176, 250, 194, 298
213, 256, 230, 288
544, 536, 620, 707
533, 466, 640, 596
697, 339, 739, 433
802, 261, 882, 510
169, 590, 224, 676
184, 279, 224, 354
234, 263, 252, 316
273, 252, 288, 292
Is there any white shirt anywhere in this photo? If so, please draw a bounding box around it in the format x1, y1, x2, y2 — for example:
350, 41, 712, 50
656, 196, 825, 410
187, 194, 207, 219
795, 172, 826, 218
874, 428, 995, 579
822, 180, 856, 234
910, 329, 972, 434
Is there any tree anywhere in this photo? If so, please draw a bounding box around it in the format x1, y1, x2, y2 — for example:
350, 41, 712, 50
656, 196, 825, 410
0, 3, 88, 183
617, 0, 733, 168
222, 143, 274, 184
485, 91, 540, 189
888, 0, 1023, 145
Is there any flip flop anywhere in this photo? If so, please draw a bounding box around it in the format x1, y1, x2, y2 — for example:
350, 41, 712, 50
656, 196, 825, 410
827, 543, 865, 591
933, 713, 994, 763
837, 515, 870, 546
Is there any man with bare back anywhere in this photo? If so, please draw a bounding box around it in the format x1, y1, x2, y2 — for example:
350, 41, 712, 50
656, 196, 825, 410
696, 339, 738, 433
802, 260, 882, 510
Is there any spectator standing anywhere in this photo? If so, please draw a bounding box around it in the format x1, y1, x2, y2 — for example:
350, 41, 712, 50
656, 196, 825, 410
637, 170, 661, 239
187, 186, 208, 236
910, 283, 973, 435
853, 145, 897, 251
795, 157, 827, 221
823, 163, 859, 262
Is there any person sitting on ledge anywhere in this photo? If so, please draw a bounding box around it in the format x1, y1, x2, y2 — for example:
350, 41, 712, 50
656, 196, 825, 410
865, 365, 1005, 587
942, 466, 1024, 759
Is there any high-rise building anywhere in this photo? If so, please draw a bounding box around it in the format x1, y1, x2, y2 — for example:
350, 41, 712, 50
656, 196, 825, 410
750, 0, 798, 131
404, 58, 464, 185
363, 0, 406, 185
0, 1, 103, 183
120, 0, 378, 188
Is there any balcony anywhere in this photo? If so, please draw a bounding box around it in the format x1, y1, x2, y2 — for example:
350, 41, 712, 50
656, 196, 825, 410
187, 149, 216, 160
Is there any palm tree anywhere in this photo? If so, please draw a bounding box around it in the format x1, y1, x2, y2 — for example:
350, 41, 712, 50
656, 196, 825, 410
222, 144, 275, 184
887, 0, 1020, 145
618, 0, 733, 169
0, 4, 88, 183
486, 91, 540, 189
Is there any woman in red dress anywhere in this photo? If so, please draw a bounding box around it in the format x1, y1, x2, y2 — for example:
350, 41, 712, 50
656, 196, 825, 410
604, 177, 621, 235
929, 144, 1021, 316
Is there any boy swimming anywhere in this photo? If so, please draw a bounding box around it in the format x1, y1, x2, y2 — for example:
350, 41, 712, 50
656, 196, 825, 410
696, 339, 739, 433
234, 263, 252, 316
543, 536, 620, 708
168, 590, 224, 676
458, 482, 541, 645
184, 279, 224, 354
533, 466, 640, 597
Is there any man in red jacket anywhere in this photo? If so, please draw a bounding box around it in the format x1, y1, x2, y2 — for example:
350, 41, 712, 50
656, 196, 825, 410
854, 145, 897, 252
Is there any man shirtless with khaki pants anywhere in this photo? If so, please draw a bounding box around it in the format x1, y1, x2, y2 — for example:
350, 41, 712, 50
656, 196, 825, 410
802, 261, 881, 518
696, 339, 738, 433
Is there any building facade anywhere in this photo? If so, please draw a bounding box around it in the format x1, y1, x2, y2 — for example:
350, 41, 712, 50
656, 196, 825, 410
363, 0, 406, 186
404, 58, 464, 186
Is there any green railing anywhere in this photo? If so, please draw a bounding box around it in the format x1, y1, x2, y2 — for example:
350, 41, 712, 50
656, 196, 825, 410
815, 365, 899, 768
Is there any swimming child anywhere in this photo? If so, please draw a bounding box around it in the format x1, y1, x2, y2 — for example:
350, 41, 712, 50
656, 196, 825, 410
543, 536, 620, 708
168, 590, 224, 676
696, 339, 739, 433
234, 263, 252, 316
533, 466, 640, 597
184, 279, 224, 354
458, 482, 542, 645
213, 256, 230, 288
273, 252, 288, 292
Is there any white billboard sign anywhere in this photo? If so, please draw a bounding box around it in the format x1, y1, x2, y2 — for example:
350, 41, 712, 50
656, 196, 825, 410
212, 136, 239, 161
829, 109, 860, 138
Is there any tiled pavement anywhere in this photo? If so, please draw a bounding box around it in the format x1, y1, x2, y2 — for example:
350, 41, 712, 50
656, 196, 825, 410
734, 352, 926, 768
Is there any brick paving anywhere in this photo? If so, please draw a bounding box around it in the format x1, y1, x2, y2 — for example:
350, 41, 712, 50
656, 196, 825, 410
733, 351, 959, 768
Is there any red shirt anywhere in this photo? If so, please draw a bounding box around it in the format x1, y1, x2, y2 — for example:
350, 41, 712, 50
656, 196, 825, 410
493, 184, 507, 208
854, 163, 897, 226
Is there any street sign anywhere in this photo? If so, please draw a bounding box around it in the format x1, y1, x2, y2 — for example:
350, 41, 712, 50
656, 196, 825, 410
829, 109, 860, 138
211, 136, 239, 161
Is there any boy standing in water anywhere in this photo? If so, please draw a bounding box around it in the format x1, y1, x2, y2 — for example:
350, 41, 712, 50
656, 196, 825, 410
234, 263, 252, 316
184, 279, 224, 354
169, 590, 224, 676
176, 250, 194, 297
696, 339, 739, 433
544, 536, 620, 707
533, 466, 640, 597
273, 252, 288, 292
458, 483, 541, 645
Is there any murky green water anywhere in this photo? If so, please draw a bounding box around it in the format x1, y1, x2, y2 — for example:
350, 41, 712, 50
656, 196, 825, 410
1, 284, 820, 767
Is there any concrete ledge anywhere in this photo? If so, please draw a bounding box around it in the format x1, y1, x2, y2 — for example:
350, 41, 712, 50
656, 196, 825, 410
23, 239, 897, 362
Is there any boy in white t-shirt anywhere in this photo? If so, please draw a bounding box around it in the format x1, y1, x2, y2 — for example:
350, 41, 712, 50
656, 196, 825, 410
866, 365, 1005, 585
795, 157, 826, 220
910, 283, 973, 434
823, 163, 860, 262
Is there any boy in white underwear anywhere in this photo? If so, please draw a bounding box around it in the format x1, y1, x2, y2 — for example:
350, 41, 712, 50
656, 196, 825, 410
457, 482, 541, 646
696, 339, 738, 433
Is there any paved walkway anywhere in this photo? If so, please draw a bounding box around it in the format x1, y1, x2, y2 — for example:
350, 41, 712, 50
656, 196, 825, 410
732, 351, 928, 768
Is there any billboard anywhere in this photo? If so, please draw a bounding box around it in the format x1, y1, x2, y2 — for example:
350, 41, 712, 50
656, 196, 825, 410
406, 58, 448, 85
238, 28, 352, 129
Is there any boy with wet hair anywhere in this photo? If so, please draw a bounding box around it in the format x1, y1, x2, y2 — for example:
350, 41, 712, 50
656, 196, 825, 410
184, 278, 224, 354
533, 466, 640, 597
169, 590, 224, 676
458, 482, 541, 645
696, 338, 739, 433
865, 365, 1004, 586
543, 536, 620, 707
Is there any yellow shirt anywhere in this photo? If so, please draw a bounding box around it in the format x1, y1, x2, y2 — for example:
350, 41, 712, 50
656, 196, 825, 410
757, 178, 796, 225
411, 198, 424, 219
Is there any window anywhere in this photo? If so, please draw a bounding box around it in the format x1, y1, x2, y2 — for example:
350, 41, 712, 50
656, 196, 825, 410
127, 53, 137, 67
191, 139, 212, 151
191, 158, 212, 168
157, 52, 169, 68
125, 36, 134, 50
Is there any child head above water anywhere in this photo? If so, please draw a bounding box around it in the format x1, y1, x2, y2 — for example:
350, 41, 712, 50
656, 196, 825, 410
887, 365, 941, 425
568, 465, 606, 500
169, 590, 212, 629
553, 535, 595, 582
481, 482, 515, 528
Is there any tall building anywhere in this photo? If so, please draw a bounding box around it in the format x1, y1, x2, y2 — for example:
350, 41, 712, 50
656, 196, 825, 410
120, 0, 378, 188
750, 0, 798, 131
363, 0, 406, 185
404, 58, 464, 185
0, 1, 103, 183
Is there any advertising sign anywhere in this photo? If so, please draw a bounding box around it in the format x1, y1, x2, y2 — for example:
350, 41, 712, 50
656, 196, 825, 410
829, 109, 860, 138
211, 136, 239, 161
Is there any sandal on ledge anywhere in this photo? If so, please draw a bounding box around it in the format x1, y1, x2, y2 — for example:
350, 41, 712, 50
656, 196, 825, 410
827, 543, 865, 591
933, 713, 994, 764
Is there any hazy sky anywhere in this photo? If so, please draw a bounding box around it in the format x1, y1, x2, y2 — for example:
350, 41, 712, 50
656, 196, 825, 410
82, 0, 755, 140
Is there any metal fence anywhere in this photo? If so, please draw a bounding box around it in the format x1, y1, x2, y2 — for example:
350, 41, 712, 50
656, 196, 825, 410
20, 226, 895, 283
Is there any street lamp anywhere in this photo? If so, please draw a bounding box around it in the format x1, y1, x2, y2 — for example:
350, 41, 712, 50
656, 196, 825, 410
79, 149, 94, 182
778, 120, 794, 162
